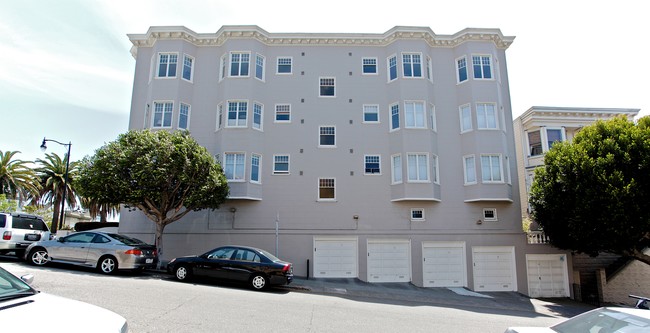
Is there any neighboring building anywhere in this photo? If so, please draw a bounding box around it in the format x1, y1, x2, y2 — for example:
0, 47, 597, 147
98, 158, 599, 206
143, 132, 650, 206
124, 25, 537, 293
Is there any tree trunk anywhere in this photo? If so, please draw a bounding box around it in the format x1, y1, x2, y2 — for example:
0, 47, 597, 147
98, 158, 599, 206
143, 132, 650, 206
155, 222, 166, 270
50, 198, 61, 234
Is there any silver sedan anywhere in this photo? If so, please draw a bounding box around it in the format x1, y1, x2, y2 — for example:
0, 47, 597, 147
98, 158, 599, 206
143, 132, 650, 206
24, 231, 158, 274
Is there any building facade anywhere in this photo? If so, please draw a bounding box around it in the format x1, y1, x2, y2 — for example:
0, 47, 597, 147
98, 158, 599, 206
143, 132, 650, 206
124, 25, 530, 292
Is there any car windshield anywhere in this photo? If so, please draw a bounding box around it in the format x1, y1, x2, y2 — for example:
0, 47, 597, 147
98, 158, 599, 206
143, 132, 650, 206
257, 248, 281, 262
552, 308, 650, 333
0, 266, 35, 300
107, 234, 147, 246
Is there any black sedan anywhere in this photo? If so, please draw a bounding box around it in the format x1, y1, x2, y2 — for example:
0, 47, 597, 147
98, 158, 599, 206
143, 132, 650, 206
167, 245, 293, 290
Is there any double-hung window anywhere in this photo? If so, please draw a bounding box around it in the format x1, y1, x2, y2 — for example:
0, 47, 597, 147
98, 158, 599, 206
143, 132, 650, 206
153, 102, 173, 128
463, 155, 477, 185
402, 53, 422, 78
227, 101, 248, 127
390, 103, 400, 131
459, 104, 472, 132
216, 104, 223, 130
253, 103, 263, 130
255, 54, 265, 80
224, 153, 245, 181
407, 153, 429, 182
230, 52, 250, 77
476, 103, 497, 129
277, 57, 292, 74
481, 154, 503, 182
319, 126, 335, 146
157, 53, 177, 78
430, 104, 437, 131
250, 154, 261, 183
179, 103, 190, 130
319, 77, 335, 97
273, 155, 290, 175
388, 55, 397, 81
528, 130, 542, 156
391, 154, 402, 184
431, 154, 439, 184
472, 55, 492, 79
182, 55, 193, 81
547, 129, 563, 150
219, 54, 227, 81
362, 58, 377, 74
318, 178, 335, 200
364, 155, 381, 175
363, 105, 379, 123
456, 56, 468, 83
275, 104, 291, 122
426, 56, 432, 82
405, 101, 426, 128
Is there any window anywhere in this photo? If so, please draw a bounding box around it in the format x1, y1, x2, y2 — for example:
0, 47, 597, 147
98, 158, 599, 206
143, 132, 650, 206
411, 209, 425, 221
219, 54, 227, 81
157, 53, 177, 78
227, 101, 248, 127
230, 52, 250, 77
407, 153, 429, 182
179, 103, 190, 130
402, 53, 422, 78
481, 154, 503, 182
459, 104, 472, 132
273, 155, 289, 175
464, 155, 477, 184
472, 55, 492, 79
182, 55, 193, 81
319, 126, 335, 146
318, 178, 335, 200
430, 104, 437, 131
456, 56, 468, 83
388, 55, 397, 81
319, 77, 335, 97
528, 130, 542, 156
362, 57, 377, 74
224, 153, 245, 181
253, 103, 263, 130
483, 208, 497, 222
431, 154, 439, 184
275, 104, 291, 122
426, 56, 432, 81
390, 103, 400, 131
277, 57, 292, 74
391, 154, 402, 184
250, 154, 261, 183
364, 155, 380, 175
405, 101, 426, 128
476, 103, 497, 129
255, 54, 265, 80
363, 105, 379, 123
547, 129, 563, 150
216, 104, 223, 130
153, 102, 173, 128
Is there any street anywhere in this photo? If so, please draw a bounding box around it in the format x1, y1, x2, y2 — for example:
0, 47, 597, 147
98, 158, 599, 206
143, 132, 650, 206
1, 258, 576, 333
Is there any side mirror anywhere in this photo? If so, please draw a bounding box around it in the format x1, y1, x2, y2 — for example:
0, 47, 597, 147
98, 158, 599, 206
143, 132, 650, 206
20, 274, 35, 285
57, 238, 65, 243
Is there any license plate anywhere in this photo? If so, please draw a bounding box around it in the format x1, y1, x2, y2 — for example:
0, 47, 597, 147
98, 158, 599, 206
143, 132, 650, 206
146, 259, 154, 264
25, 234, 40, 241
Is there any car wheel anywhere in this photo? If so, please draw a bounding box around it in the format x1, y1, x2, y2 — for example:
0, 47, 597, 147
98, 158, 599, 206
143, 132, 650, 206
97, 256, 117, 274
250, 274, 268, 290
174, 265, 192, 281
28, 248, 49, 266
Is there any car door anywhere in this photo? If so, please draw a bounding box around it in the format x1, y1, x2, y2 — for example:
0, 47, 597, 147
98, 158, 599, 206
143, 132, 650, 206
228, 249, 262, 282
50, 232, 94, 262
86, 234, 113, 265
194, 247, 235, 280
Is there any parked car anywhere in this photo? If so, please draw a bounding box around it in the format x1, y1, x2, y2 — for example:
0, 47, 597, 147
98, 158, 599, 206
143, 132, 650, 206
0, 265, 128, 332
505, 306, 650, 332
0, 212, 51, 257
24, 231, 158, 274
168, 245, 294, 290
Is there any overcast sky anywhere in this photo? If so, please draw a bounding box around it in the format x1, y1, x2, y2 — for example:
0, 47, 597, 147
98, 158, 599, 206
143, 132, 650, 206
1, 0, 648, 163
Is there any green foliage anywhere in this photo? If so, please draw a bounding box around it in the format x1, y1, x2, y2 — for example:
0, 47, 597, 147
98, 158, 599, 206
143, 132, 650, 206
0, 194, 18, 212
530, 116, 650, 263
0, 150, 39, 202
35, 152, 79, 232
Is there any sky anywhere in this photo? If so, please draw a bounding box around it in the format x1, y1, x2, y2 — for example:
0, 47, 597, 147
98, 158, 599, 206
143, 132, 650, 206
1, 0, 648, 163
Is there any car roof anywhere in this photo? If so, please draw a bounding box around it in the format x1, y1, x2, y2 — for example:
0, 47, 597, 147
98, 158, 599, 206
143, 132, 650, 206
599, 307, 650, 319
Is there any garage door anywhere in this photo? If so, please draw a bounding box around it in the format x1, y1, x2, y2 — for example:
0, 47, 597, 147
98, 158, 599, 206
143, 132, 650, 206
367, 240, 411, 283
313, 238, 357, 278
472, 246, 516, 292
422, 242, 467, 287
526, 254, 569, 298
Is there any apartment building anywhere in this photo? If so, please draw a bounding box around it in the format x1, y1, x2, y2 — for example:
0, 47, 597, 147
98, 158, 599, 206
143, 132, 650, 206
123, 25, 530, 292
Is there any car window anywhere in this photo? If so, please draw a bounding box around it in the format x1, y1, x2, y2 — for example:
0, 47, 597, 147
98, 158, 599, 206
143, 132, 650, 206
0, 215, 6, 228
11, 217, 49, 231
234, 249, 261, 262
64, 233, 95, 243
207, 248, 235, 260
107, 233, 146, 245
92, 235, 111, 244
553, 308, 650, 333
257, 248, 281, 262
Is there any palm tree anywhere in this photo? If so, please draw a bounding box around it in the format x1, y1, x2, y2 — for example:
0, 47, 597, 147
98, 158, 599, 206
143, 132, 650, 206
35, 152, 79, 233
0, 150, 40, 205
80, 197, 120, 223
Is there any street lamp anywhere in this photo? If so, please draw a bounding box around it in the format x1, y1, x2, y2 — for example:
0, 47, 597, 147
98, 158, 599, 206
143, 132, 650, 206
40, 138, 71, 234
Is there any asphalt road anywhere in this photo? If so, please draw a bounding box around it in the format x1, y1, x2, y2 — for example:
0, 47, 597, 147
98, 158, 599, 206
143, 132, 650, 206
1, 258, 579, 333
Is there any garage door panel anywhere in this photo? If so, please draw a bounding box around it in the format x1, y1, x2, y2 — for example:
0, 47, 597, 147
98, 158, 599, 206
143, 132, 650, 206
368, 241, 410, 283
526, 254, 569, 298
423, 243, 466, 287
473, 247, 516, 292
314, 239, 357, 278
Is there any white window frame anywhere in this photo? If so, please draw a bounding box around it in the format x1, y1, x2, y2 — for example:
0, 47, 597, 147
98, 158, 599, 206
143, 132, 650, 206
157, 53, 178, 78
472, 54, 493, 80
229, 51, 251, 77
152, 101, 173, 128
390, 103, 400, 131
318, 177, 336, 201
431, 154, 439, 184
277, 57, 293, 74
407, 153, 429, 183
402, 52, 422, 78
546, 128, 565, 151
255, 53, 265, 81
410, 209, 425, 222
319, 77, 336, 97
483, 208, 498, 222
219, 53, 227, 81
364, 155, 381, 175
362, 57, 378, 75
476, 103, 498, 130
426, 56, 433, 82
363, 104, 379, 123
250, 153, 261, 184
216, 103, 223, 131
430, 104, 437, 132
387, 54, 398, 82
319, 126, 336, 147
463, 155, 477, 185
459, 104, 472, 133
273, 154, 290, 175
179, 103, 190, 130
182, 54, 194, 82
391, 154, 403, 184
226, 100, 248, 128
456, 56, 468, 84
252, 102, 263, 131
405, 101, 426, 129
275, 104, 291, 123
224, 152, 246, 182
480, 154, 504, 183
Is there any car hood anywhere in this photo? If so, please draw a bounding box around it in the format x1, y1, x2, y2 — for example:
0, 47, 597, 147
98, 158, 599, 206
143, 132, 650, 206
504, 327, 555, 333
0, 292, 127, 333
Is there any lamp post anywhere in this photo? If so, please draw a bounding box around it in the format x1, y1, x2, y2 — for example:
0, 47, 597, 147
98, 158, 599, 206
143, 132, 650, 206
40, 138, 71, 234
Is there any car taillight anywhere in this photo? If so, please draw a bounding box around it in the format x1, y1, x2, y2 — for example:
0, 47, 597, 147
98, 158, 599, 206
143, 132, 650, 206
125, 249, 142, 255
2, 231, 11, 240
282, 264, 291, 273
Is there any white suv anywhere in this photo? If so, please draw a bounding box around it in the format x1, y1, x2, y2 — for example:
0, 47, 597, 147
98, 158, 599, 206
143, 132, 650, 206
0, 212, 51, 257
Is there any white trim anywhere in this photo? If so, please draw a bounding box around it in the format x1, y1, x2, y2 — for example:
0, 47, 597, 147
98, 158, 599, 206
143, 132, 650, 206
318, 125, 336, 148
463, 154, 477, 185
317, 177, 336, 201
249, 153, 262, 184
178, 102, 191, 130
479, 153, 504, 183
361, 57, 378, 75
362, 104, 380, 124
254, 53, 266, 81
455, 55, 468, 84
276, 56, 293, 75
410, 208, 425, 221
181, 54, 195, 82
387, 54, 398, 83
228, 51, 252, 78
363, 154, 382, 176
459, 103, 472, 133
318, 76, 336, 97
272, 154, 290, 175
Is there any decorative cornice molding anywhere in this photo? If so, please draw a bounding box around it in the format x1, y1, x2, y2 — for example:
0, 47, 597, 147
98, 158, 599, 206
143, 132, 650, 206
128, 25, 515, 58
517, 106, 640, 127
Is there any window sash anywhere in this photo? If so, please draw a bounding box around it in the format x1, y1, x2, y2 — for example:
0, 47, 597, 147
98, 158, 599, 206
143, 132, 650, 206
528, 130, 542, 156
388, 56, 397, 81
460, 105, 472, 132
153, 102, 173, 128
227, 101, 248, 127
547, 129, 563, 150
273, 155, 289, 174
158, 53, 177, 77
277, 57, 292, 74
390, 104, 400, 130
250, 154, 261, 183
464, 156, 476, 184
476, 103, 497, 129
472, 55, 492, 79
319, 77, 335, 96
275, 104, 291, 122
225, 153, 245, 181
365, 155, 380, 174
392, 155, 402, 183
363, 105, 379, 122
407, 154, 429, 181
319, 126, 335, 146
230, 52, 250, 76
405, 102, 426, 128
481, 155, 502, 182
402, 53, 422, 77
457, 57, 467, 82
253, 103, 263, 129
182, 55, 193, 81
362, 58, 377, 74
319, 178, 335, 199
179, 103, 190, 129
255, 54, 265, 80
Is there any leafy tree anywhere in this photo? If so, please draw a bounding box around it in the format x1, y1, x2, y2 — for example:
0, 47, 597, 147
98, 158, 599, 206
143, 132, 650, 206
0, 194, 18, 212
35, 153, 79, 233
0, 150, 39, 204
76, 130, 229, 263
530, 116, 650, 265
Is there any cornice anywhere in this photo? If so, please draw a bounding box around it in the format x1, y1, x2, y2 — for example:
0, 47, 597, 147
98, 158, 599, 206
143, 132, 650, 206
517, 106, 640, 127
128, 25, 515, 58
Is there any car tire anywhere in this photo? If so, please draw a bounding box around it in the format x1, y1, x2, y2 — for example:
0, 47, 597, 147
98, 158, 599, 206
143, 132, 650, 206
97, 256, 118, 275
250, 274, 268, 290
28, 248, 49, 266
174, 265, 192, 282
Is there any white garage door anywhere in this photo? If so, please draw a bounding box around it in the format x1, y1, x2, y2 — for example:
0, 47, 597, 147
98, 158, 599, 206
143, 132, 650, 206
472, 246, 517, 292
367, 240, 411, 283
527, 254, 569, 298
422, 242, 467, 287
313, 238, 357, 278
